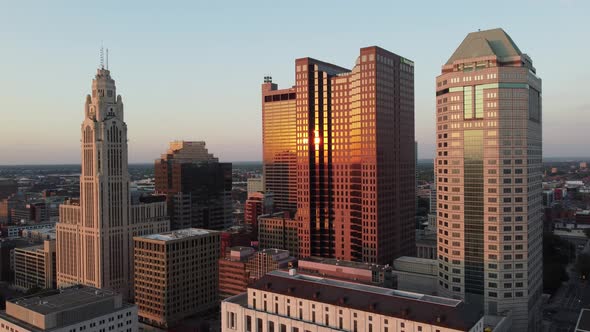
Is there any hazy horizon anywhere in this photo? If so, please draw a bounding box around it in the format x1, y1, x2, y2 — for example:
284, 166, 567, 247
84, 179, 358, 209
1, 1, 588, 164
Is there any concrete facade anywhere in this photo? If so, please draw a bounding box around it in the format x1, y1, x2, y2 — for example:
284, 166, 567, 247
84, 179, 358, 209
435, 28, 543, 331
0, 286, 137, 332
222, 270, 485, 332
56, 68, 170, 299
13, 240, 56, 290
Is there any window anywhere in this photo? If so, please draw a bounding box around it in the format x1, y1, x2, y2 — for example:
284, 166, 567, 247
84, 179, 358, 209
268, 322, 275, 332
246, 316, 252, 332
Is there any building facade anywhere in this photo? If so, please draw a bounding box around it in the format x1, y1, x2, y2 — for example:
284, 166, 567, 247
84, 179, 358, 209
258, 213, 299, 257
262, 78, 298, 214
219, 247, 256, 298
435, 28, 543, 331
219, 247, 295, 298
155, 141, 233, 230
56, 67, 170, 298
244, 192, 272, 232
133, 229, 220, 328
0, 286, 137, 332
292, 47, 415, 264
13, 239, 56, 290
221, 270, 485, 332
246, 177, 264, 194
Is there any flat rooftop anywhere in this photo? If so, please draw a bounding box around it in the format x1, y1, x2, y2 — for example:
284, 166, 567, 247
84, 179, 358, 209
9, 287, 116, 315
240, 271, 482, 331
395, 256, 438, 265
299, 256, 393, 271
138, 228, 218, 241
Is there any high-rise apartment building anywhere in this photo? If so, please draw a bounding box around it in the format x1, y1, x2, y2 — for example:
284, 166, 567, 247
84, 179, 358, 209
133, 229, 220, 328
262, 78, 297, 214
435, 28, 543, 331
155, 141, 232, 230
56, 66, 170, 298
293, 47, 415, 264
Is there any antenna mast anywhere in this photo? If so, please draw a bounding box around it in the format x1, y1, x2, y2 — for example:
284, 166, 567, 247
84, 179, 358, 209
106, 49, 109, 70
100, 43, 104, 69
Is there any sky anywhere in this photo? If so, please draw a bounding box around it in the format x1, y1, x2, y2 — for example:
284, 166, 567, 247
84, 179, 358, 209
0, 0, 588, 164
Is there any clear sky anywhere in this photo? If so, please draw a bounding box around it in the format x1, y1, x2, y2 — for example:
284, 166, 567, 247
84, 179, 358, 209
0, 0, 588, 164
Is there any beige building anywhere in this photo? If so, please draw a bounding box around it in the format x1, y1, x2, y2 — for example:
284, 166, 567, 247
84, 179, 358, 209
258, 213, 298, 257
435, 28, 543, 331
222, 270, 486, 332
247, 177, 264, 194
56, 67, 169, 299
0, 286, 137, 332
133, 228, 220, 328
13, 240, 56, 290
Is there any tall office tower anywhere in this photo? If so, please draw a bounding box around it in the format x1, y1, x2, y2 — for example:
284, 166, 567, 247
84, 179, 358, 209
262, 77, 297, 214
56, 66, 169, 298
155, 141, 232, 230
295, 47, 415, 264
435, 29, 542, 331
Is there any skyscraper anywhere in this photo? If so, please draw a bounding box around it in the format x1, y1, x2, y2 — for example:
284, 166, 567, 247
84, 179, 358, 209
435, 28, 542, 331
154, 141, 232, 230
287, 47, 415, 264
262, 78, 297, 214
56, 66, 169, 298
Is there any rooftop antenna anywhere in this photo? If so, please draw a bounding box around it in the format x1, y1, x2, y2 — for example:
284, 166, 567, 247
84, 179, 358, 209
100, 42, 104, 69
106, 48, 109, 70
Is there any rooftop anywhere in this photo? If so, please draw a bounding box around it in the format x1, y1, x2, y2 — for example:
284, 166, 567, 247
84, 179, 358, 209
9, 287, 116, 315
138, 228, 219, 241
446, 28, 522, 65
299, 256, 393, 271
242, 271, 482, 331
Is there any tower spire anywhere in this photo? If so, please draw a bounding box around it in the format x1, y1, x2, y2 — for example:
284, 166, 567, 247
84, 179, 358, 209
100, 43, 104, 69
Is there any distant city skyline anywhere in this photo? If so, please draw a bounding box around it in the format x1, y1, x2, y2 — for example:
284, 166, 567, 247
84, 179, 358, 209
0, 1, 588, 164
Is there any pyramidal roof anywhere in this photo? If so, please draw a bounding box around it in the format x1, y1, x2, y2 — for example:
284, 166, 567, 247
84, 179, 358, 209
446, 28, 522, 65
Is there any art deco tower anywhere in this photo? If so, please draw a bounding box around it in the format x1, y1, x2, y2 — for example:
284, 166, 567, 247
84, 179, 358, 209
57, 64, 169, 298
435, 29, 542, 331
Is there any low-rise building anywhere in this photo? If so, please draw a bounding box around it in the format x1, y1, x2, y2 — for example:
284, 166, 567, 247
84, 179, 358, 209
0, 286, 137, 332
416, 229, 437, 260
219, 247, 295, 298
258, 213, 298, 257
393, 256, 438, 295
222, 270, 485, 332
133, 228, 220, 328
13, 239, 56, 290
21, 227, 55, 241
298, 257, 396, 288
219, 247, 256, 298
